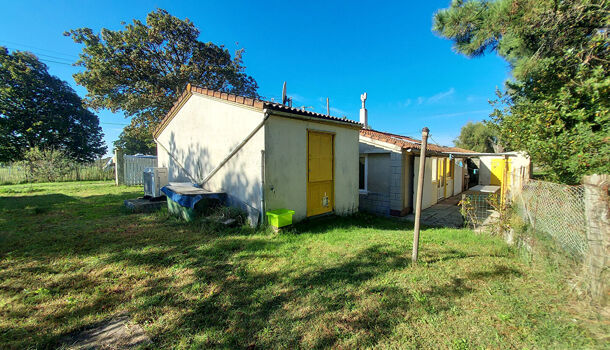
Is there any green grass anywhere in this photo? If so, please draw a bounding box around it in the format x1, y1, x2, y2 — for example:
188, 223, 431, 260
0, 182, 605, 349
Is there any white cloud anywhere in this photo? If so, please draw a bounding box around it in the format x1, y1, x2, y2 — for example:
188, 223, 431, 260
427, 87, 455, 103
330, 106, 346, 115
415, 87, 456, 105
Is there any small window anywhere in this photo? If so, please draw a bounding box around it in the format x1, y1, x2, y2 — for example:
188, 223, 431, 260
359, 155, 368, 191
431, 157, 438, 182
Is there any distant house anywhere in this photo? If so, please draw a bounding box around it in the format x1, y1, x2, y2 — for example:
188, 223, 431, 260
153, 84, 361, 225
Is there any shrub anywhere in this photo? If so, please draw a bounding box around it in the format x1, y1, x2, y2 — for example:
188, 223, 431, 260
20, 148, 74, 182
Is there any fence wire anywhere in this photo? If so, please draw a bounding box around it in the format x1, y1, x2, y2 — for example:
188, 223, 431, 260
513, 180, 587, 258
460, 192, 500, 229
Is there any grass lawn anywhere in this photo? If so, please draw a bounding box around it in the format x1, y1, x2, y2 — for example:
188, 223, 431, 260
0, 182, 605, 349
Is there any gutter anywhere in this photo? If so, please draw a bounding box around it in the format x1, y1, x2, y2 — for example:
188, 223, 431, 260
441, 152, 521, 157
267, 109, 362, 129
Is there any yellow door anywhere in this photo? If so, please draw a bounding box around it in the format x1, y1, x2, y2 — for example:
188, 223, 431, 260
307, 131, 334, 217
490, 159, 512, 186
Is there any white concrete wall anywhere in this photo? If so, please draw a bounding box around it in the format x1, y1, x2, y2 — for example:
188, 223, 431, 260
478, 156, 494, 185
478, 153, 530, 187
265, 115, 359, 222
414, 156, 438, 210
156, 93, 265, 224
454, 158, 465, 194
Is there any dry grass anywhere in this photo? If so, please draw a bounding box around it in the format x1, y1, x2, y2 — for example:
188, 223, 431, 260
0, 181, 605, 349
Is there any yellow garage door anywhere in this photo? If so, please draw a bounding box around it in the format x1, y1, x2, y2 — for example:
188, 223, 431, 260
307, 131, 334, 217
490, 158, 511, 186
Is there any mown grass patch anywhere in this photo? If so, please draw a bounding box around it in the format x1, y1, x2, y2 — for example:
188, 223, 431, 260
0, 181, 605, 348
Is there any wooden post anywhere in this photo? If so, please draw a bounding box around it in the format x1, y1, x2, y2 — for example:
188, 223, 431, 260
583, 174, 609, 307
412, 127, 430, 264
114, 149, 124, 186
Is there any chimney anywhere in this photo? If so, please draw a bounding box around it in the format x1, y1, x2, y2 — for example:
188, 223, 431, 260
360, 92, 368, 129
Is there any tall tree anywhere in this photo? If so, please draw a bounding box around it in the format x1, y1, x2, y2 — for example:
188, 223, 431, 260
434, 0, 609, 184
65, 8, 260, 154
454, 121, 501, 153
0, 47, 106, 162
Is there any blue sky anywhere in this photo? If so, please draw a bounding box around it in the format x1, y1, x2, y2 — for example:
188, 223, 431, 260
1, 0, 510, 156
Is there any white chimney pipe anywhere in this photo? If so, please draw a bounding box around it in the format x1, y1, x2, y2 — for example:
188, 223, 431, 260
360, 92, 368, 129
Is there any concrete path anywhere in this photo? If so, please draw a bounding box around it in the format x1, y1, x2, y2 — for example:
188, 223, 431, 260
403, 195, 464, 228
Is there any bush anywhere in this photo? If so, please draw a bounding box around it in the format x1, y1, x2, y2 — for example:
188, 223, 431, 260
20, 148, 74, 182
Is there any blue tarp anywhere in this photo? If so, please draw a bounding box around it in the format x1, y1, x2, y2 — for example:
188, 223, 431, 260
161, 184, 225, 209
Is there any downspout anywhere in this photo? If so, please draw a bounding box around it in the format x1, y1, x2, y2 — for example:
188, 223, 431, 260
260, 149, 266, 226
199, 109, 270, 187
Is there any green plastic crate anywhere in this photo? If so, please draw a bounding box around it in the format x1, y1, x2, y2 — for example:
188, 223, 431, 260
266, 209, 295, 228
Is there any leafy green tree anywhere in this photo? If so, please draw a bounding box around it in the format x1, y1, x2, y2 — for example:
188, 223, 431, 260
454, 121, 501, 153
0, 47, 106, 162
434, 0, 609, 184
113, 123, 156, 155
65, 8, 260, 151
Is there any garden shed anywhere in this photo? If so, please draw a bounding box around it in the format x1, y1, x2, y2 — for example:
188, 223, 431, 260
153, 84, 361, 225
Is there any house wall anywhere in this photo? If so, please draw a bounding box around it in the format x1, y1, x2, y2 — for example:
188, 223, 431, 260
358, 140, 408, 216
478, 153, 530, 187
358, 153, 391, 216
413, 156, 438, 210
454, 158, 465, 194
367, 154, 390, 193
403, 153, 414, 214
264, 115, 359, 222
478, 156, 494, 185
156, 93, 265, 224
389, 151, 405, 215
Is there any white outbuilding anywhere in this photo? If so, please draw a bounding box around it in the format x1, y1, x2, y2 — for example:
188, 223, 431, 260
153, 84, 361, 225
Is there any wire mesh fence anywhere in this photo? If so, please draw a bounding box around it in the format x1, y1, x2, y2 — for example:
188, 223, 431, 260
460, 192, 501, 229
0, 163, 114, 185
513, 180, 587, 258
460, 179, 587, 259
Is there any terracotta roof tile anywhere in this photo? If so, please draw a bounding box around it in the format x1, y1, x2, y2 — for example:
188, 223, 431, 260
154, 84, 361, 137
360, 129, 476, 154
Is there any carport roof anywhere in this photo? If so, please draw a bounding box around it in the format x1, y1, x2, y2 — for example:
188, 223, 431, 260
154, 84, 362, 137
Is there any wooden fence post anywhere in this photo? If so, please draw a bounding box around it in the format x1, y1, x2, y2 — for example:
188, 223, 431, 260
582, 174, 609, 307
115, 149, 124, 186
412, 127, 429, 264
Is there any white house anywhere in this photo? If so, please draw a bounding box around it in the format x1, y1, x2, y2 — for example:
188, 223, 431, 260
153, 84, 361, 225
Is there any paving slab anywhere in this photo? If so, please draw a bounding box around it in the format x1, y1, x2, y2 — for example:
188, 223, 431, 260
403, 196, 465, 228
62, 313, 151, 349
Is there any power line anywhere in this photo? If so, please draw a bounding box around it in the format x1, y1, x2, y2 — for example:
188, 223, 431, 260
0, 39, 76, 59
38, 58, 79, 67
5, 47, 77, 62
101, 122, 129, 126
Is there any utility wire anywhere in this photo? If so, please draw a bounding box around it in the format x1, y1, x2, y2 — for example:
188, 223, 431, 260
38, 58, 78, 67
0, 39, 76, 59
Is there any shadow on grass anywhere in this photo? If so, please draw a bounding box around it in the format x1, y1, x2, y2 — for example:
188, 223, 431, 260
94, 233, 518, 348
291, 213, 414, 235
0, 195, 516, 349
